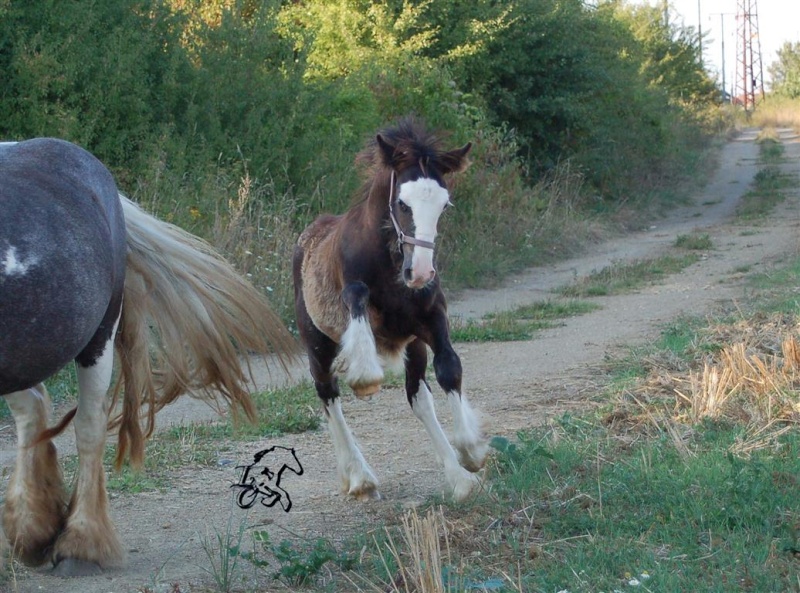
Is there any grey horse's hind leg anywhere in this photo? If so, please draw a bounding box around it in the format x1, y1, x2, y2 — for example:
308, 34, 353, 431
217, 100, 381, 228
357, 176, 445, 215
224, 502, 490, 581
52, 320, 124, 576
3, 384, 68, 566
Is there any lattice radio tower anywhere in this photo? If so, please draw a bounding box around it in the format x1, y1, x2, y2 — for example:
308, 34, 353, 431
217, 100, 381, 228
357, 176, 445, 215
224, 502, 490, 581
734, 0, 765, 111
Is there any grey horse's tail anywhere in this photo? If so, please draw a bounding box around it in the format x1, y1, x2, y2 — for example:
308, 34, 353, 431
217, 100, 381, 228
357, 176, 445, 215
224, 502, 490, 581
110, 195, 298, 468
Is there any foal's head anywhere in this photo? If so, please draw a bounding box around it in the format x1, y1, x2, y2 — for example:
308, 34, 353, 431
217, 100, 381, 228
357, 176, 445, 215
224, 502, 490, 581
367, 119, 471, 289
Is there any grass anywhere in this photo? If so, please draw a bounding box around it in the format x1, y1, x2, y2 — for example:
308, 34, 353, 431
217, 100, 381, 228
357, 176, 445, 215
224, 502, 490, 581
475, 420, 800, 593
675, 232, 712, 251
320, 217, 800, 592
750, 97, 800, 132
472, 249, 800, 592
736, 132, 797, 220
735, 166, 795, 220
558, 254, 701, 297
61, 382, 321, 494
449, 299, 600, 342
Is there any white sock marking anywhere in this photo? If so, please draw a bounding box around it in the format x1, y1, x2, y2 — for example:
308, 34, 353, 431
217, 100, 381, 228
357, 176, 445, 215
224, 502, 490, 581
333, 316, 384, 387
412, 383, 479, 500
326, 399, 378, 495
448, 390, 488, 470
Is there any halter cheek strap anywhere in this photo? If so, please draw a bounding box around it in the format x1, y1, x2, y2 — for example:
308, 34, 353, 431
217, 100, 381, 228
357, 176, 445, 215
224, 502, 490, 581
387, 170, 436, 252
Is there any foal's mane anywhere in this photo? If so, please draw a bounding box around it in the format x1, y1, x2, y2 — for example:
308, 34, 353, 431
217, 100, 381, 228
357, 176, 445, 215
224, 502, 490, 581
352, 117, 460, 205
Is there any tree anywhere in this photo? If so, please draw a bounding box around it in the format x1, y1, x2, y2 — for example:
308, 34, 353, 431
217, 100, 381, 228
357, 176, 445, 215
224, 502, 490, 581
769, 41, 800, 98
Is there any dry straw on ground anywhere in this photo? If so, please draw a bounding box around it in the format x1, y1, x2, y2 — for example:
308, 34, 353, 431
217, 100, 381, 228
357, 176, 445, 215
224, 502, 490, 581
673, 335, 800, 426
375, 506, 453, 593
610, 314, 800, 456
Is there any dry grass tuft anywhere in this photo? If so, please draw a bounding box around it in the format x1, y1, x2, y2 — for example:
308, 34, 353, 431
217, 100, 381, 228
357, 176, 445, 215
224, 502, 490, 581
674, 362, 739, 423
672, 336, 800, 426
750, 97, 800, 132
212, 173, 300, 323
376, 506, 452, 593
617, 313, 800, 454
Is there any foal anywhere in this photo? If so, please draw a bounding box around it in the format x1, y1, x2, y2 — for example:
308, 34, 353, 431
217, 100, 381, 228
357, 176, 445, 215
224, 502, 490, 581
293, 119, 487, 501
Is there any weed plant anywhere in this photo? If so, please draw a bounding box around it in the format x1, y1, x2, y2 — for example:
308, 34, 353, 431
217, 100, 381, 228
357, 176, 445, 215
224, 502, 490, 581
239, 529, 356, 588
558, 254, 701, 297
450, 300, 599, 342
199, 511, 249, 593
675, 233, 712, 251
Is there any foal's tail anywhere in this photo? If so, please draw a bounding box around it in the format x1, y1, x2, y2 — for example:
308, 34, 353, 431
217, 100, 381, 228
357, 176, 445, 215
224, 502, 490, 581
112, 195, 298, 468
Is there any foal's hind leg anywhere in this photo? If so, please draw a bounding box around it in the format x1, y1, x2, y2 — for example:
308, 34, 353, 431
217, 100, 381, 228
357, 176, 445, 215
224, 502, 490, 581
405, 340, 481, 501
3, 384, 68, 566
323, 392, 381, 501
316, 337, 381, 500
51, 333, 124, 575
297, 289, 380, 500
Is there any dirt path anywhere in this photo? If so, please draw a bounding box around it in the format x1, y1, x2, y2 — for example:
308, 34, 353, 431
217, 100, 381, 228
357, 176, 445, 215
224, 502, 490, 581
2, 128, 800, 593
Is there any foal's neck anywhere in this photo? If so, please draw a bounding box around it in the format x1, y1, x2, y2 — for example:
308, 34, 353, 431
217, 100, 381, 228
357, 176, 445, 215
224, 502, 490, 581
355, 170, 391, 229
346, 169, 399, 261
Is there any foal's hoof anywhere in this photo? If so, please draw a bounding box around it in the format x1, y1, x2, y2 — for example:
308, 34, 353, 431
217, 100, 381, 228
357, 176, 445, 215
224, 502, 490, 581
52, 557, 104, 577
457, 447, 489, 473
349, 485, 382, 502
352, 382, 381, 399
448, 467, 482, 502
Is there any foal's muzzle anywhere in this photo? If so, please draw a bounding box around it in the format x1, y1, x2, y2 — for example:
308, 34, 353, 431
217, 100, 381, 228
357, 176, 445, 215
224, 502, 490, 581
402, 248, 436, 289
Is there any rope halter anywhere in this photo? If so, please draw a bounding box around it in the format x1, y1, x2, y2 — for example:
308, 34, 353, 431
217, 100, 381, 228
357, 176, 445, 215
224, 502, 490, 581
387, 170, 436, 252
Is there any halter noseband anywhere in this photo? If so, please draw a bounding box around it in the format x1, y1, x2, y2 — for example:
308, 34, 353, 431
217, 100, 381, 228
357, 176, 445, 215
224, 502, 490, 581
387, 170, 436, 252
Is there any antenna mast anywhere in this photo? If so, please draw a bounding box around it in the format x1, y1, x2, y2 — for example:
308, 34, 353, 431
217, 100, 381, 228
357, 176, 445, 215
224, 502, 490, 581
734, 0, 765, 112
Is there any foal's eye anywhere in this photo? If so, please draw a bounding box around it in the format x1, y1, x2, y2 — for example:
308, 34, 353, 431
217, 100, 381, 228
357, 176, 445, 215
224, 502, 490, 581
398, 200, 411, 214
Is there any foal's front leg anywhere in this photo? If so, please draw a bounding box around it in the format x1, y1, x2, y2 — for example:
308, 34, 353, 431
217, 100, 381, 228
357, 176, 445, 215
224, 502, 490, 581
405, 339, 482, 501
3, 384, 68, 566
429, 327, 489, 474
435, 348, 489, 474
316, 359, 381, 501
332, 282, 384, 398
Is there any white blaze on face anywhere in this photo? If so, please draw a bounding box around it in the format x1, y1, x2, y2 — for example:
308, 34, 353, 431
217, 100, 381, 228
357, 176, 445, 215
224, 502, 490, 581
398, 178, 450, 287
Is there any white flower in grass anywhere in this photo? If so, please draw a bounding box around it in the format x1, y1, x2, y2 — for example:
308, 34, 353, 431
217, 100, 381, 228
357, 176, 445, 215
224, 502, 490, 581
625, 570, 651, 587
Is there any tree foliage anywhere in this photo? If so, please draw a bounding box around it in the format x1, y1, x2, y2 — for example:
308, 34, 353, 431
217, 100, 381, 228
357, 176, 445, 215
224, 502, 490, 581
769, 41, 800, 99
0, 0, 718, 215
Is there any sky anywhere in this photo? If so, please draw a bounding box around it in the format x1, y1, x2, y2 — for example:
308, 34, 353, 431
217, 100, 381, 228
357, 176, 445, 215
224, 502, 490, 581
637, 0, 800, 91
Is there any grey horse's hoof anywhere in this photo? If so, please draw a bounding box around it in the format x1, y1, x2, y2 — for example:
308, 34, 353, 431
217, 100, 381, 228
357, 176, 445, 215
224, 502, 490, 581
52, 557, 104, 577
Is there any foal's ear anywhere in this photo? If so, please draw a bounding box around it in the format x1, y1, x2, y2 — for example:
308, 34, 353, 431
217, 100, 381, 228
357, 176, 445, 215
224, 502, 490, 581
376, 134, 397, 166
439, 142, 473, 175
